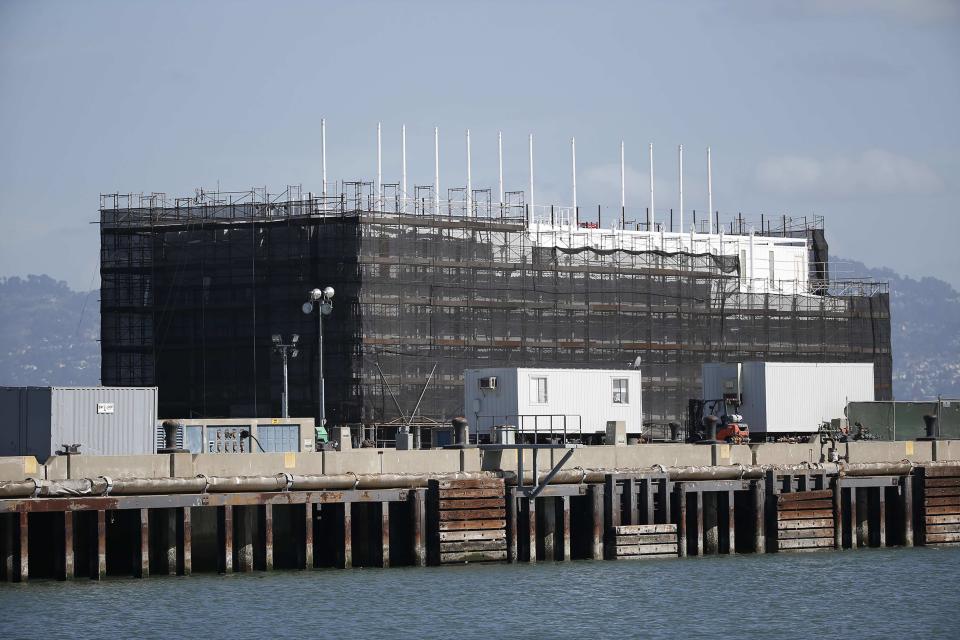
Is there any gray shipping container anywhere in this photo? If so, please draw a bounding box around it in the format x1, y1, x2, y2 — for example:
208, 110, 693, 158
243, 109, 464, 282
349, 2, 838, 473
0, 386, 158, 460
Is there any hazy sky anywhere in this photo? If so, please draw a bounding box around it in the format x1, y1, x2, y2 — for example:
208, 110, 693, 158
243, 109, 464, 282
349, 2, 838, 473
1, 0, 957, 289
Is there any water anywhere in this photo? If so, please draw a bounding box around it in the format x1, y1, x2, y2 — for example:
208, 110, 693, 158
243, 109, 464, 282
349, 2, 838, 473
1, 547, 958, 639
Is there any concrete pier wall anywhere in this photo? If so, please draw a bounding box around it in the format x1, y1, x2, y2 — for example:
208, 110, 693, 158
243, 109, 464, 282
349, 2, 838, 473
0, 440, 954, 482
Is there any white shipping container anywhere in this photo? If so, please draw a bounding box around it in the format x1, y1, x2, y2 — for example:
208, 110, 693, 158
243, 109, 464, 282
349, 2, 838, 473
0, 386, 158, 460
701, 362, 874, 433
464, 368, 643, 437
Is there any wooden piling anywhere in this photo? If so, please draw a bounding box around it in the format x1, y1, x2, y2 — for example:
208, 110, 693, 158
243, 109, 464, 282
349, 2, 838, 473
237, 506, 254, 572
507, 488, 519, 563
166, 508, 177, 575
695, 492, 704, 556
18, 511, 28, 582
704, 492, 718, 555
138, 508, 149, 578
561, 496, 571, 562
63, 511, 74, 580
343, 503, 353, 569
542, 497, 556, 560
901, 475, 914, 547
304, 502, 315, 569
381, 501, 390, 568
527, 496, 537, 563
95, 510, 106, 580
626, 478, 638, 525
877, 489, 886, 548
726, 490, 735, 554
848, 487, 858, 549
3, 514, 14, 581
856, 488, 868, 547
832, 478, 842, 550
590, 484, 604, 560
412, 490, 426, 567
182, 507, 192, 576
676, 486, 687, 558
264, 503, 274, 571
753, 480, 765, 554
222, 505, 233, 573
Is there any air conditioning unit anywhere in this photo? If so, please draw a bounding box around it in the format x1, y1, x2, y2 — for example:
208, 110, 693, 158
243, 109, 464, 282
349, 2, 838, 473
479, 376, 498, 390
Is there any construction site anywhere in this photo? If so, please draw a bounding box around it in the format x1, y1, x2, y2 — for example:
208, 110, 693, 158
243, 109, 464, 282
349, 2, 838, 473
99, 172, 892, 437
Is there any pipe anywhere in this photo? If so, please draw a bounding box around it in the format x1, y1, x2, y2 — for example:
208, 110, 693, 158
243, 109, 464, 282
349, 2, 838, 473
528, 133, 535, 219
648, 142, 655, 230
620, 140, 625, 218
376, 121, 382, 212
3, 462, 955, 500
678, 143, 684, 237
571, 137, 577, 226
466, 128, 472, 216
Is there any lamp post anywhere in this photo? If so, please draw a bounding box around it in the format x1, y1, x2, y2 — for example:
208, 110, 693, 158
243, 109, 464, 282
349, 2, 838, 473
271, 334, 299, 418
302, 286, 334, 428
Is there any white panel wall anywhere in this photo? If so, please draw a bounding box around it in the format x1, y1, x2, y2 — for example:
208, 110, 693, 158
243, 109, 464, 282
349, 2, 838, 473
465, 368, 643, 436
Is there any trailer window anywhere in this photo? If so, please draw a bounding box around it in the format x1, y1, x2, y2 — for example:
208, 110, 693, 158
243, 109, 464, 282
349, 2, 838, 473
530, 376, 548, 404
612, 378, 629, 404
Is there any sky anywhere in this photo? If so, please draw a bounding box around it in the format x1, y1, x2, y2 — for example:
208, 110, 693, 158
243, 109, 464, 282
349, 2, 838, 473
0, 0, 957, 290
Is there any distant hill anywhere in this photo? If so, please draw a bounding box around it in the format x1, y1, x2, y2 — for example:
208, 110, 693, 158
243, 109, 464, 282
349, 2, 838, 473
0, 275, 100, 386
1, 267, 958, 399
833, 259, 960, 400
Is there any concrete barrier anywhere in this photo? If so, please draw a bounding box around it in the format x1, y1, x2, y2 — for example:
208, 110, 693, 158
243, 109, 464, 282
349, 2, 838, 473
193, 452, 324, 477
843, 440, 933, 463
65, 454, 172, 480
0, 456, 42, 481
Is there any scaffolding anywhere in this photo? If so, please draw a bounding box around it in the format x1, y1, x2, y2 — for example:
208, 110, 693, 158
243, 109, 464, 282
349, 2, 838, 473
99, 188, 892, 429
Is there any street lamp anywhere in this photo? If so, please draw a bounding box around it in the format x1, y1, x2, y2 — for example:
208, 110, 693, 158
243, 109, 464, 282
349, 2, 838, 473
271, 334, 299, 418
302, 286, 334, 427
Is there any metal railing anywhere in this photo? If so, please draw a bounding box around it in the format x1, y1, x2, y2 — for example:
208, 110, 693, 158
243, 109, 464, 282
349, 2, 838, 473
476, 414, 583, 441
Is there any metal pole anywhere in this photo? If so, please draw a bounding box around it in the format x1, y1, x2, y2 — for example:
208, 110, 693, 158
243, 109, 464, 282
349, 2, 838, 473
434, 127, 440, 215
620, 140, 625, 218
376, 122, 382, 212
319, 311, 325, 427
529, 134, 535, 220
648, 143, 655, 230
466, 128, 472, 216
321, 118, 327, 199
282, 348, 289, 419
707, 146, 712, 234
401, 124, 407, 214
498, 131, 504, 206
571, 137, 577, 226
678, 144, 684, 237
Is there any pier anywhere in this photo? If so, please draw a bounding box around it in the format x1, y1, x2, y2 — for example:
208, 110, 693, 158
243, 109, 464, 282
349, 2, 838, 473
1, 441, 957, 581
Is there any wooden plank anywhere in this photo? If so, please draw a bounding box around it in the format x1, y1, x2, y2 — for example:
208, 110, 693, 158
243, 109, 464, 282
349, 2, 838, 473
777, 518, 834, 530
440, 550, 507, 563
920, 466, 960, 478
924, 497, 960, 507
776, 499, 833, 511
613, 524, 677, 535
437, 479, 504, 491
614, 534, 679, 545
924, 505, 960, 516
439, 498, 504, 510
615, 552, 679, 560
926, 524, 960, 534
439, 519, 506, 532
777, 537, 835, 550
440, 540, 508, 553
926, 532, 960, 544
615, 543, 678, 555
438, 508, 506, 521
439, 529, 507, 543
924, 487, 960, 497
926, 514, 960, 525
778, 509, 834, 520
436, 488, 504, 499
777, 527, 834, 540
777, 490, 833, 503
924, 478, 960, 487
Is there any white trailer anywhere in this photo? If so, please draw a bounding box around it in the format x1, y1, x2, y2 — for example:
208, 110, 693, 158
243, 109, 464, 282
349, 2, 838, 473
464, 367, 643, 439
701, 362, 875, 434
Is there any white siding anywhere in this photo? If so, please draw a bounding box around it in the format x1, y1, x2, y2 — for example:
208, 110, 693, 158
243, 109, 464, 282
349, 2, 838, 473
465, 368, 643, 436
701, 362, 874, 433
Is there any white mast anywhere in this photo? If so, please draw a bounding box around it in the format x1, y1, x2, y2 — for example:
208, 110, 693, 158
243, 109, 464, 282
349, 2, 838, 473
707, 146, 713, 234
678, 144, 684, 235
649, 143, 655, 230
620, 140, 626, 216
321, 118, 327, 199
401, 124, 407, 214
571, 137, 577, 226
529, 133, 535, 220
498, 131, 504, 206
434, 127, 440, 215
466, 128, 472, 216
376, 122, 382, 211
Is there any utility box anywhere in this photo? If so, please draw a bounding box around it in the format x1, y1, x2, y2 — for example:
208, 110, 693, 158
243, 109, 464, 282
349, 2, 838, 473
464, 367, 643, 439
701, 362, 874, 434
0, 386, 158, 460
605, 420, 627, 446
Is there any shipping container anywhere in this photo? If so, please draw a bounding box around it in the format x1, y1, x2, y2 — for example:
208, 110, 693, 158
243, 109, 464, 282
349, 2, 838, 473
701, 362, 874, 434
0, 387, 158, 460
464, 368, 643, 438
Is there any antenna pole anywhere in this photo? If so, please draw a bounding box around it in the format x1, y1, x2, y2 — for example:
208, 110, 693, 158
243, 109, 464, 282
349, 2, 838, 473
678, 144, 684, 236
401, 124, 407, 214
498, 131, 504, 206
649, 143, 655, 230
571, 137, 577, 226
321, 118, 327, 198
434, 127, 440, 215
707, 146, 713, 234
376, 122, 382, 211
466, 128, 472, 216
